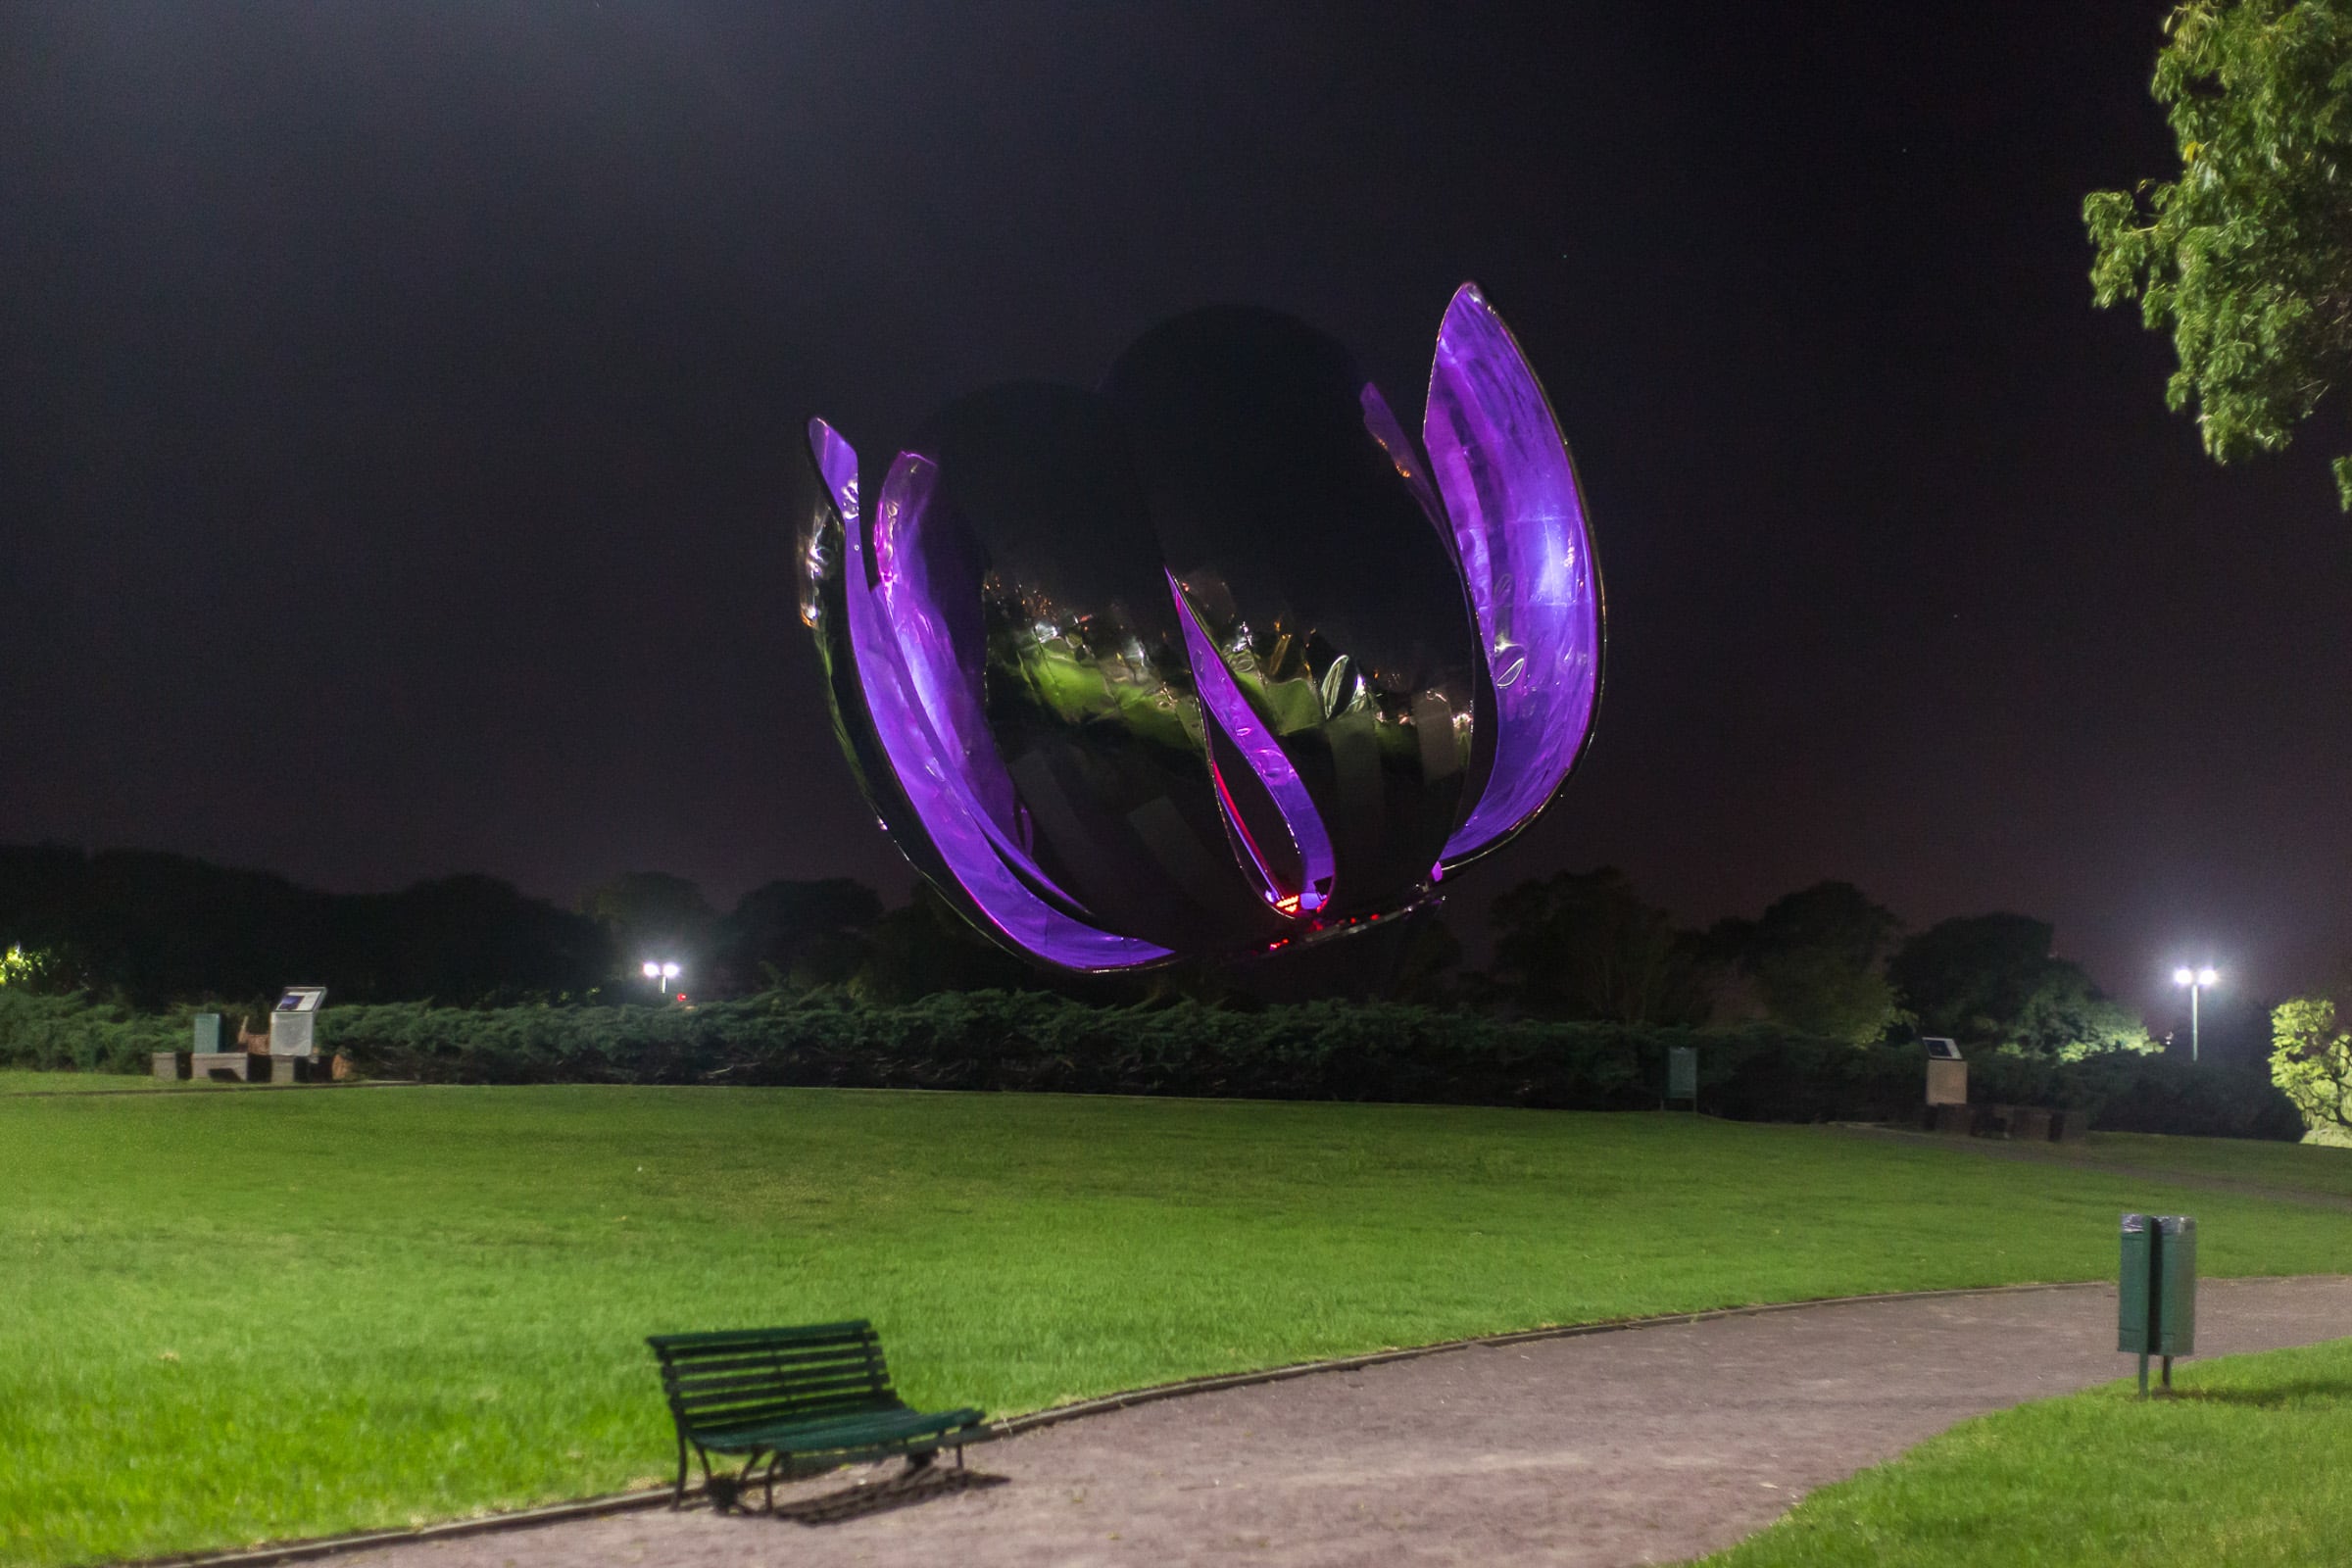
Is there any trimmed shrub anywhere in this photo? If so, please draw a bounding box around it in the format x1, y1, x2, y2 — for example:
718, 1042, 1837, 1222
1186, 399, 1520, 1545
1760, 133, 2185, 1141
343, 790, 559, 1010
0, 988, 2304, 1139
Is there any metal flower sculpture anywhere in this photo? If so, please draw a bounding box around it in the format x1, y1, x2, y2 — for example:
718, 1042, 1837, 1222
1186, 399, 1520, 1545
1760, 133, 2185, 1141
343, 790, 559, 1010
798, 284, 1601, 970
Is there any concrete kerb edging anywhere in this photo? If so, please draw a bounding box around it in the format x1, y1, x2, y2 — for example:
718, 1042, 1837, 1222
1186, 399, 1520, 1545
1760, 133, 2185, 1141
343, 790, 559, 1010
115, 1276, 2137, 1568
7, 1081, 421, 1100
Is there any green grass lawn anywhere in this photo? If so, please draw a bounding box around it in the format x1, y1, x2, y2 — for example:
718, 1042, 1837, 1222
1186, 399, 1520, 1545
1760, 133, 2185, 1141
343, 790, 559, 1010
0, 1070, 211, 1095
2073, 1130, 2352, 1200
3, 1089, 2349, 1567
1700, 1336, 2352, 1566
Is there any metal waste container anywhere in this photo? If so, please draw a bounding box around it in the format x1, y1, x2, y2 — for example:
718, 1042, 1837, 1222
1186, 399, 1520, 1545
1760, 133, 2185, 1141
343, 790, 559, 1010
269, 987, 327, 1057
1667, 1047, 1697, 1108
2120, 1212, 2197, 1393
2156, 1215, 2197, 1356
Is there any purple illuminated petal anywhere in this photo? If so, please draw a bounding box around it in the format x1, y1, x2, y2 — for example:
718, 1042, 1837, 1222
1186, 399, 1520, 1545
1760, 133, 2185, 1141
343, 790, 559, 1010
1168, 572, 1336, 916
1358, 382, 1443, 524
808, 416, 860, 522
869, 454, 1026, 852
819, 426, 1166, 969
1423, 283, 1601, 865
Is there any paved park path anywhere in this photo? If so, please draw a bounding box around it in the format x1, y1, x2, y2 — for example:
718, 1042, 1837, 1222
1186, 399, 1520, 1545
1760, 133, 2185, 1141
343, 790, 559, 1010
329, 1276, 2352, 1568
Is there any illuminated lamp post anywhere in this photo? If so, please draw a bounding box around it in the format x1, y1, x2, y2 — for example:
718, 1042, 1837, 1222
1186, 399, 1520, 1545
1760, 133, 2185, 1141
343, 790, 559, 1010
641, 959, 682, 1001
2171, 965, 2219, 1062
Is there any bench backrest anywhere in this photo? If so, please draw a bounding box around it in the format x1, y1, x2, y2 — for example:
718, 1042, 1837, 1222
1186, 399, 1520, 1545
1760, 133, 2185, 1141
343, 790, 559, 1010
646, 1320, 898, 1439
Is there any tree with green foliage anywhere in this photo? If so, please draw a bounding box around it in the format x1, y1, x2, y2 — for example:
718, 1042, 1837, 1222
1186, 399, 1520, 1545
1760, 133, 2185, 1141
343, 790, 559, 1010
713, 878, 882, 992
2271, 994, 2352, 1131
2008, 964, 2160, 1061
1723, 881, 1907, 1046
2084, 1, 2352, 506
1890, 913, 2154, 1058
1489, 867, 1710, 1025
1892, 914, 2065, 1046
0, 944, 61, 990
1387, 909, 1466, 1007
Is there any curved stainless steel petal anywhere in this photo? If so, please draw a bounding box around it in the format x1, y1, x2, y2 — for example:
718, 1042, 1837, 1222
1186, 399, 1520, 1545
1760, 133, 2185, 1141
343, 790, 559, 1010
1169, 569, 1337, 915
1103, 307, 1479, 916
1422, 283, 1604, 870
911, 383, 1292, 954
804, 417, 1170, 971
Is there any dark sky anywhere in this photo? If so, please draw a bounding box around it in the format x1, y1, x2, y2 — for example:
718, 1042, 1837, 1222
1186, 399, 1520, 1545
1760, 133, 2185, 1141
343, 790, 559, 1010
5, 1, 2348, 1018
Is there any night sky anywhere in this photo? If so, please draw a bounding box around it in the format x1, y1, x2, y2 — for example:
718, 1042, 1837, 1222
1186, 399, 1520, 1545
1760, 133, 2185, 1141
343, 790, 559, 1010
5, 2, 2348, 1017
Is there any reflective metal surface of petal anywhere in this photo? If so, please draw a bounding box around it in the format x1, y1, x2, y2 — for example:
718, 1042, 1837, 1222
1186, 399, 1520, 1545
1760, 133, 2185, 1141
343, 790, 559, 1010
803, 417, 1170, 970
1423, 283, 1604, 870
1103, 308, 1480, 916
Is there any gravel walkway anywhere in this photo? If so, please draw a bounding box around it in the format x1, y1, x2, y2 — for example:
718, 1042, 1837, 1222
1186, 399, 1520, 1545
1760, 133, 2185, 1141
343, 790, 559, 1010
325, 1276, 2352, 1568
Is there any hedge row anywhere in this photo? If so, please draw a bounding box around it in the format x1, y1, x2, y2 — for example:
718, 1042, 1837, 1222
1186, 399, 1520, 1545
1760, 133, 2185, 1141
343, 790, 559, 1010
0, 988, 2303, 1139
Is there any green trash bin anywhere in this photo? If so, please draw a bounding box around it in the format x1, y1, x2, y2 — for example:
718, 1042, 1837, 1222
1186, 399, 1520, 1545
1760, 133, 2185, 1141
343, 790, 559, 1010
2119, 1213, 2153, 1354
2120, 1212, 2196, 1395
1667, 1047, 1697, 1109
2156, 1215, 2197, 1358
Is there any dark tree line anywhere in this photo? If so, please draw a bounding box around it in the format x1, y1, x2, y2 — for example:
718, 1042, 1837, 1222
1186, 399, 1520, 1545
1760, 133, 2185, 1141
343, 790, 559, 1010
1482, 867, 2227, 1064
0, 845, 2232, 1063
0, 846, 875, 1010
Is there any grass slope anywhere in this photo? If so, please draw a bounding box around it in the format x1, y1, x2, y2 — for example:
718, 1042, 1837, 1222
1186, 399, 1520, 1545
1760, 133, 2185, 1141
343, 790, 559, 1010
2073, 1130, 2352, 1200
1701, 1336, 2352, 1567
0, 1071, 209, 1095
3, 1089, 2348, 1567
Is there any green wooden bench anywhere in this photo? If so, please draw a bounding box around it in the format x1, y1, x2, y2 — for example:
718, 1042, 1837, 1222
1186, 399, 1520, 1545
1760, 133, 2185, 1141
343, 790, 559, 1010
646, 1320, 991, 1512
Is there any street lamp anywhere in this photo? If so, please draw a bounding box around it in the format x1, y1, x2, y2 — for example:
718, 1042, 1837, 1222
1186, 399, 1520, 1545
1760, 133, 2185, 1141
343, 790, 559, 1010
2171, 965, 2220, 1061
640, 959, 682, 998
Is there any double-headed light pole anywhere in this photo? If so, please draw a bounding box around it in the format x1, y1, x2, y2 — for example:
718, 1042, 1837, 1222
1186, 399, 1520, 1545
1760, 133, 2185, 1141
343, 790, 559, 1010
2171, 964, 2220, 1062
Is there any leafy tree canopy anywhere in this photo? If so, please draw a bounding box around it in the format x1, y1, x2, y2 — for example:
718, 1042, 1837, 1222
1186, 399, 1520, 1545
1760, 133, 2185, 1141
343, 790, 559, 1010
1891, 913, 2153, 1058
2084, 1, 2352, 505
713, 878, 883, 991
2271, 994, 2352, 1130
1889, 913, 2059, 1044
1490, 866, 1711, 1025
1722, 881, 1906, 1046
2009, 961, 2160, 1061
0, 845, 611, 1005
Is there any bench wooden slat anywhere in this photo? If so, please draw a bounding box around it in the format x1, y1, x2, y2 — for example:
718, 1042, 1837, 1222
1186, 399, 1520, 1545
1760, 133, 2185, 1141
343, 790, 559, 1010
664, 1352, 883, 1389
670, 1370, 895, 1406
647, 1321, 874, 1351
657, 1344, 881, 1378
700, 1405, 984, 1456
657, 1333, 877, 1361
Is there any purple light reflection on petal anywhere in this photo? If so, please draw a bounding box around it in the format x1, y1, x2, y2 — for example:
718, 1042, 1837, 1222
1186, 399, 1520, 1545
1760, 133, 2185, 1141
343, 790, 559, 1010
808, 416, 860, 524
814, 421, 1167, 969
1358, 382, 1443, 526
1423, 284, 1601, 866
1168, 571, 1336, 915
869, 454, 1027, 857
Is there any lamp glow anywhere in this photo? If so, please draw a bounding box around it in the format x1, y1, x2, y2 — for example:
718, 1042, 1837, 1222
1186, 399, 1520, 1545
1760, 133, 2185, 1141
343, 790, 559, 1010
641, 961, 661, 979
2171, 964, 2221, 1062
